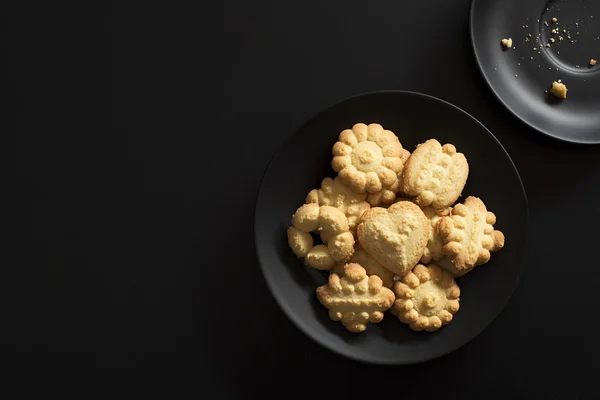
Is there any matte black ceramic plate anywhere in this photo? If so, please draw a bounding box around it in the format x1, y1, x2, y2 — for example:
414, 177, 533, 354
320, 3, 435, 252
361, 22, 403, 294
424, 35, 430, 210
254, 91, 528, 364
470, 0, 600, 143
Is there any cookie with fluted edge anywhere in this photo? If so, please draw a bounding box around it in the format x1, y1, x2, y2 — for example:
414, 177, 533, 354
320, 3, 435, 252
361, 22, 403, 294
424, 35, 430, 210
391, 264, 460, 332
332, 123, 405, 194
317, 263, 395, 333
401, 139, 469, 211
438, 196, 505, 276
357, 201, 429, 277
287, 204, 355, 270
331, 245, 394, 288
366, 148, 412, 206
305, 177, 370, 235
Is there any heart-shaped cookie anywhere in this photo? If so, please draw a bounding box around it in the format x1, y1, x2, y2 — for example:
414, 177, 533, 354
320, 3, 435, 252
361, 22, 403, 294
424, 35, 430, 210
357, 201, 430, 277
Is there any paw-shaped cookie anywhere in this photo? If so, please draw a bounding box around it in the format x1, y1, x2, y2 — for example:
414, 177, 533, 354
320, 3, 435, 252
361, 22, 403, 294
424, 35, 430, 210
357, 201, 430, 277
287, 204, 355, 270
305, 177, 370, 235
438, 196, 505, 276
332, 123, 405, 194
366, 148, 412, 206
401, 139, 469, 211
420, 205, 449, 264
331, 245, 394, 288
317, 263, 395, 333
391, 264, 460, 332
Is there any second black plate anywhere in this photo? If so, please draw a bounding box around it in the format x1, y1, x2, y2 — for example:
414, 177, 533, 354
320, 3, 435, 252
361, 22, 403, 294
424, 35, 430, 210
470, 0, 600, 143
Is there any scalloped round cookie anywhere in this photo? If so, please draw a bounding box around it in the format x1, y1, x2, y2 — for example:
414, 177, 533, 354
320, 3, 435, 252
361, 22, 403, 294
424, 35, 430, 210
332, 123, 405, 194
391, 264, 460, 332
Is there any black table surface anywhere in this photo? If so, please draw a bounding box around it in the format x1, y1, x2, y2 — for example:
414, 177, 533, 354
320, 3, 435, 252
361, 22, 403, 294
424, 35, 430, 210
6, 0, 600, 397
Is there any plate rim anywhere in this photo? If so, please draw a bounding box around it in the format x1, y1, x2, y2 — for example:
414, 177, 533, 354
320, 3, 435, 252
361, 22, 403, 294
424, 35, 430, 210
469, 0, 600, 145
253, 89, 529, 365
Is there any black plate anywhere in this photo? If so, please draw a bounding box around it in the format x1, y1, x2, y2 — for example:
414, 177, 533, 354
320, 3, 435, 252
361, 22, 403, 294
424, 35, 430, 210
254, 91, 528, 364
470, 0, 600, 144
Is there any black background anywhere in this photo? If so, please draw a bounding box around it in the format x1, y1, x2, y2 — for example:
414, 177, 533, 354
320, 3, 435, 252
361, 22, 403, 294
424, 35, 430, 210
5, 0, 600, 397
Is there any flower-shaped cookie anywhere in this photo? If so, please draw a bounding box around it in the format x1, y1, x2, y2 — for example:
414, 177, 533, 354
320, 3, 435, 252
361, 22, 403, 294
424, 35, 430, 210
332, 123, 406, 194
401, 139, 469, 211
438, 196, 505, 276
287, 204, 355, 270
331, 245, 394, 288
305, 177, 370, 235
366, 148, 412, 206
391, 264, 460, 332
317, 263, 395, 333
357, 201, 430, 277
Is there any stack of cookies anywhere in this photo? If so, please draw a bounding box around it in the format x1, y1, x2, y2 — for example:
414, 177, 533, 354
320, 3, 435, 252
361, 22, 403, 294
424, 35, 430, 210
287, 123, 505, 334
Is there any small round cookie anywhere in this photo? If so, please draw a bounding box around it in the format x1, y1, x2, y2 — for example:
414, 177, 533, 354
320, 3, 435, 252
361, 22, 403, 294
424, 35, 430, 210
287, 204, 355, 270
332, 123, 406, 194
305, 177, 370, 235
391, 264, 460, 332
317, 263, 395, 333
366, 148, 412, 206
437, 196, 505, 276
331, 245, 395, 288
357, 201, 430, 277
401, 139, 469, 211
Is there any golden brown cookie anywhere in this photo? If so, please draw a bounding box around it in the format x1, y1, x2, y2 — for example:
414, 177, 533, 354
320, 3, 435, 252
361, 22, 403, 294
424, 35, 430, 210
317, 263, 395, 333
357, 201, 430, 277
401, 139, 469, 211
305, 177, 370, 235
438, 196, 505, 276
331, 245, 394, 288
391, 264, 460, 332
332, 123, 406, 194
287, 204, 355, 270
366, 148, 412, 206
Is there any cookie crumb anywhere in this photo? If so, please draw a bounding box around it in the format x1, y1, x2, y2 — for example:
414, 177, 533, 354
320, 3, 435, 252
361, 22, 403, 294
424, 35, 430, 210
550, 81, 567, 99
501, 38, 513, 48
533, 47, 537, 51
552, 17, 558, 23
551, 29, 557, 34
550, 38, 555, 43
546, 43, 551, 47
591, 59, 597, 66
